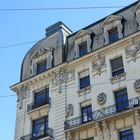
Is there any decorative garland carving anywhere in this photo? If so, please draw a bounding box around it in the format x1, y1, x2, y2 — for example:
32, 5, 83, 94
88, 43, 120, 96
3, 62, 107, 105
125, 39, 140, 62
97, 92, 106, 105
17, 85, 29, 109
52, 69, 75, 92
134, 79, 140, 92
66, 104, 74, 117
92, 54, 106, 75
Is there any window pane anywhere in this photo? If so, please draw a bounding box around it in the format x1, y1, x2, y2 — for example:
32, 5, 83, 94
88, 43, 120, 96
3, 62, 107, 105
79, 42, 87, 57
111, 56, 124, 76
37, 60, 47, 74
109, 27, 119, 43
81, 105, 92, 123
34, 89, 49, 107
115, 88, 129, 112
120, 129, 134, 140
80, 76, 90, 89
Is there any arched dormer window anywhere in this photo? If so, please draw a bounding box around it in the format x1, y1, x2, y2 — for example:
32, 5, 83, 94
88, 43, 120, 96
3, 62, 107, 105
73, 30, 93, 58
102, 15, 123, 45
30, 47, 53, 76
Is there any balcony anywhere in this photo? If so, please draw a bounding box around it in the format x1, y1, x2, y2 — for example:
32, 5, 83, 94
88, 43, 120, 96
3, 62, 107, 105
20, 127, 53, 140
27, 98, 51, 119
64, 96, 140, 130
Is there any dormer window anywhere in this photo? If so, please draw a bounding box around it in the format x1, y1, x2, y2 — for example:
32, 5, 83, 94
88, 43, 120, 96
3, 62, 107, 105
37, 60, 47, 74
73, 30, 92, 59
108, 27, 119, 43
102, 15, 123, 45
79, 41, 88, 57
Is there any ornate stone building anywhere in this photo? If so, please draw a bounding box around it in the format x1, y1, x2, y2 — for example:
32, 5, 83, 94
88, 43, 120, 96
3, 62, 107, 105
11, 1, 140, 140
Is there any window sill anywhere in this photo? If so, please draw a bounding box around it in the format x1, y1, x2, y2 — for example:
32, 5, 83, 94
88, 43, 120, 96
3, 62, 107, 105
110, 72, 126, 84
78, 86, 91, 96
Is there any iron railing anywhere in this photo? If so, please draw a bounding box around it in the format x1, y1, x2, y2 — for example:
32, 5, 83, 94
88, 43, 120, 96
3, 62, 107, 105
65, 96, 140, 130
27, 98, 51, 112
20, 127, 53, 140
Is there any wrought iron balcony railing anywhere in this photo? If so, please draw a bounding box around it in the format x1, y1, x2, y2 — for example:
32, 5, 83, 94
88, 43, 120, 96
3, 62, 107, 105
27, 98, 51, 112
20, 127, 53, 140
65, 96, 140, 130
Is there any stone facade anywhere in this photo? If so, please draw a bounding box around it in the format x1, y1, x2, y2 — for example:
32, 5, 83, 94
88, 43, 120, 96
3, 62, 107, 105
11, 1, 140, 140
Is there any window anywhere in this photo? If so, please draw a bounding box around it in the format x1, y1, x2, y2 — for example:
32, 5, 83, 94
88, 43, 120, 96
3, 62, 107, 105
114, 88, 129, 112
79, 41, 88, 57
81, 105, 93, 123
32, 117, 48, 139
108, 27, 119, 43
119, 129, 134, 140
34, 89, 49, 108
79, 70, 90, 89
110, 56, 124, 77
37, 60, 47, 74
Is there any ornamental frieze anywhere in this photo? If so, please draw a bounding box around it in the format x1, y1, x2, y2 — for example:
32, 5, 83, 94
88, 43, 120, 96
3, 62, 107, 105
92, 54, 106, 76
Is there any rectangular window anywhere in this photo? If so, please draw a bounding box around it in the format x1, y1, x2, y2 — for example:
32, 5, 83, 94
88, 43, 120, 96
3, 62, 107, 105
111, 56, 124, 77
79, 41, 88, 57
81, 105, 93, 123
34, 89, 49, 108
79, 70, 90, 89
32, 117, 48, 139
37, 60, 47, 74
108, 27, 119, 43
115, 88, 129, 112
119, 129, 134, 140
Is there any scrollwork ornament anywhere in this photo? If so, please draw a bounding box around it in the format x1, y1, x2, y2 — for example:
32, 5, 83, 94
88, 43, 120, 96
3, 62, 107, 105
97, 92, 106, 105
134, 79, 140, 92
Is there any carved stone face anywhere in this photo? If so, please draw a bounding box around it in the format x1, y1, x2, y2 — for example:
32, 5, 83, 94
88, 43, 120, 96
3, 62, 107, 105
97, 92, 106, 105
134, 79, 140, 92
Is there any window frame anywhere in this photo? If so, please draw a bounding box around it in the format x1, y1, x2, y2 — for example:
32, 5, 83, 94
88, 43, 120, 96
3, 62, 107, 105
119, 129, 134, 140
108, 27, 119, 43
110, 56, 124, 77
34, 89, 49, 108
36, 60, 47, 74
81, 105, 93, 123
79, 41, 88, 57
32, 116, 48, 139
79, 75, 90, 89
114, 88, 129, 112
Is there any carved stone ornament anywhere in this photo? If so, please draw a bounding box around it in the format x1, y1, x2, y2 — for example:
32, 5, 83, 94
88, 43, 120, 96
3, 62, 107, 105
78, 86, 91, 96
32, 47, 53, 59
97, 92, 106, 105
134, 79, 140, 92
66, 69, 75, 82
66, 104, 74, 117
17, 85, 29, 109
92, 54, 106, 75
125, 39, 140, 62
110, 72, 126, 84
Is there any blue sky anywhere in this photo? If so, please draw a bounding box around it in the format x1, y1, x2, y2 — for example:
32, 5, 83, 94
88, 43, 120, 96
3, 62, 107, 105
0, 0, 137, 139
